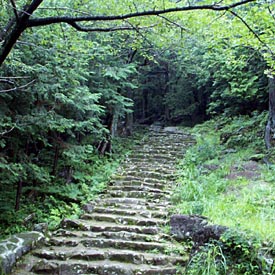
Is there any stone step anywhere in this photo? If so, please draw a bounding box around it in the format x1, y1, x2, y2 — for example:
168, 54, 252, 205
48, 237, 174, 253
8, 129, 194, 275
140, 145, 187, 151
53, 229, 167, 242
120, 167, 176, 175
91, 206, 168, 219
122, 162, 176, 170
61, 219, 160, 235
130, 151, 177, 157
32, 246, 187, 266
94, 198, 171, 210
142, 141, 185, 146
121, 171, 175, 180
112, 175, 170, 185
109, 184, 171, 194
128, 155, 177, 162
106, 190, 170, 200
127, 159, 176, 166
30, 259, 180, 275
95, 197, 146, 205
80, 213, 167, 226
93, 201, 169, 212
110, 180, 168, 191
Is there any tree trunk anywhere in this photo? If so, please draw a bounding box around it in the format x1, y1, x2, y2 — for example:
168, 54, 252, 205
125, 112, 133, 136
0, 0, 43, 66
52, 144, 60, 176
164, 63, 170, 123
15, 180, 23, 211
265, 77, 275, 149
124, 89, 134, 136
142, 89, 149, 120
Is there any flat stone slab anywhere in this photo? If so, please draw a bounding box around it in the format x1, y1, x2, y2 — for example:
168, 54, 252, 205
162, 127, 184, 134
0, 231, 44, 274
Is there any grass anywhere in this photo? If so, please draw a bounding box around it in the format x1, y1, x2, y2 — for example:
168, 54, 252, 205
172, 113, 275, 274
173, 114, 275, 241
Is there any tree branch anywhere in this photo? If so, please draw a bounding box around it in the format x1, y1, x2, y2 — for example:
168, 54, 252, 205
230, 10, 275, 57
37, 6, 92, 16
0, 0, 44, 66
0, 0, 257, 66
68, 22, 155, 32
0, 79, 15, 85
0, 80, 35, 93
158, 15, 189, 32
0, 76, 31, 79
0, 127, 15, 136
10, 0, 19, 22
267, 6, 275, 26
27, 0, 256, 28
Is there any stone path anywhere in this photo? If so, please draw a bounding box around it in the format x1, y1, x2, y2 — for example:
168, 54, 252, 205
11, 128, 194, 275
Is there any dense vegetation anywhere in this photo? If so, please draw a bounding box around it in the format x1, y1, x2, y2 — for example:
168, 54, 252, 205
1, 0, 275, 273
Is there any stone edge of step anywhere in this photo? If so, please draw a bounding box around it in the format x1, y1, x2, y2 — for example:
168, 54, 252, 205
0, 231, 45, 274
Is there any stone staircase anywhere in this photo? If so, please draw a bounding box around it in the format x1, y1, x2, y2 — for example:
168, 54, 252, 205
11, 127, 194, 275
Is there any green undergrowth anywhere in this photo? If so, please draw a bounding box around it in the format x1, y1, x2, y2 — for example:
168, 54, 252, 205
0, 135, 136, 240
173, 112, 275, 274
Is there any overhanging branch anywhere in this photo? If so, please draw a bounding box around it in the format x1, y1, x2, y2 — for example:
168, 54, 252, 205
68, 22, 155, 32
27, 0, 256, 28
0, 0, 257, 66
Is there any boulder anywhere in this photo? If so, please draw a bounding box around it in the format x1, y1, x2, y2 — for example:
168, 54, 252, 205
170, 214, 227, 245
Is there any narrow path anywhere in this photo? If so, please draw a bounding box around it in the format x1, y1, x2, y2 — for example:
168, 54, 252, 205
11, 128, 194, 275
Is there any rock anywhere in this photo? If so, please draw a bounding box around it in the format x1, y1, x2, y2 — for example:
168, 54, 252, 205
61, 218, 90, 230
82, 203, 94, 213
170, 214, 208, 240
201, 164, 219, 171
222, 148, 237, 154
0, 231, 44, 274
249, 154, 265, 162
226, 160, 261, 180
162, 127, 183, 134
33, 223, 48, 233
170, 214, 227, 245
193, 225, 227, 245
149, 125, 163, 132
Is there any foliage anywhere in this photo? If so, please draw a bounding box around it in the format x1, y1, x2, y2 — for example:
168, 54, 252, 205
0, 136, 129, 237
174, 114, 275, 274
0, 1, 140, 238
185, 230, 274, 275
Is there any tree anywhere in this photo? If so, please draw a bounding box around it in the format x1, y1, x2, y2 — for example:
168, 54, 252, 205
0, 0, 256, 66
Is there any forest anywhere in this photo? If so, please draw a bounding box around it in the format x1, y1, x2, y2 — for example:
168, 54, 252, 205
1, 0, 275, 274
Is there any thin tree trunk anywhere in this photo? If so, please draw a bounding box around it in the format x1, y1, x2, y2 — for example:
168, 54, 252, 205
125, 112, 133, 136
142, 89, 149, 120
15, 180, 23, 211
164, 62, 170, 123
265, 77, 275, 149
52, 144, 59, 176
124, 89, 134, 136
